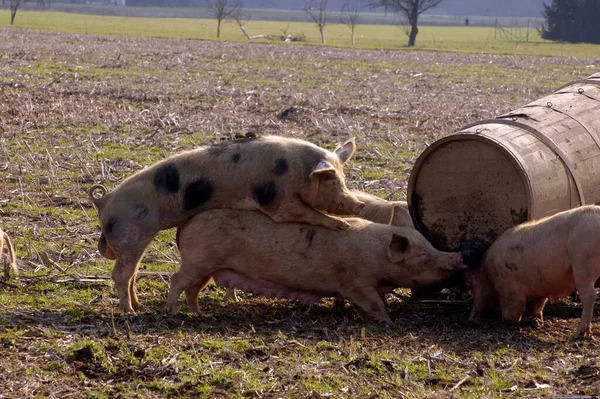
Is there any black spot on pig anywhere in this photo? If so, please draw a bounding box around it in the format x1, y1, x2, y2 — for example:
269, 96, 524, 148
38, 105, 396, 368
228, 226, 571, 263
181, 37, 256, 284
135, 205, 148, 220
232, 153, 241, 164
153, 163, 180, 193
184, 179, 214, 210
253, 181, 277, 207
105, 217, 117, 234
273, 158, 288, 176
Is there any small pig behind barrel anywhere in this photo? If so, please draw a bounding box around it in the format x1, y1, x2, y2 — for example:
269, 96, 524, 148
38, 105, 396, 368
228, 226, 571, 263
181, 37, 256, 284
467, 205, 600, 337
167, 208, 466, 322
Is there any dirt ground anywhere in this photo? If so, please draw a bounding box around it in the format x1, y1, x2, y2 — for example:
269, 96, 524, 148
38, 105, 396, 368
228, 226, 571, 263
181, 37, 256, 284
1, 27, 599, 398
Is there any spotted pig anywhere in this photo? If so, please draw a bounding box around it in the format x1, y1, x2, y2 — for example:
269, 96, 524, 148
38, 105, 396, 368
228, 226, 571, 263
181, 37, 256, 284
467, 205, 600, 337
88, 136, 365, 313
167, 208, 466, 322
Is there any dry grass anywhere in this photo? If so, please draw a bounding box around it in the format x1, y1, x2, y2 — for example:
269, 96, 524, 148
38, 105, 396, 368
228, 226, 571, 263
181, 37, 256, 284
1, 27, 600, 398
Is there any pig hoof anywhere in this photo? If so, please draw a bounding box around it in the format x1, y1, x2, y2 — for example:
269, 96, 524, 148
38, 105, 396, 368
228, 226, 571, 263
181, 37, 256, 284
574, 329, 593, 340
530, 318, 544, 330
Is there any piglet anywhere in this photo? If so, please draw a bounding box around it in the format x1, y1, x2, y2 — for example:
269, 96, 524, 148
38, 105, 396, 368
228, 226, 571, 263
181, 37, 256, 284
468, 205, 600, 337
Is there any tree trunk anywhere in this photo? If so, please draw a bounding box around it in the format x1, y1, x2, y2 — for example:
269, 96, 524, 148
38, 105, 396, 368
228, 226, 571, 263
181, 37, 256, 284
407, 2, 419, 47
217, 19, 221, 38
408, 24, 418, 46
351, 29, 355, 46
319, 27, 325, 44
10, 8, 17, 25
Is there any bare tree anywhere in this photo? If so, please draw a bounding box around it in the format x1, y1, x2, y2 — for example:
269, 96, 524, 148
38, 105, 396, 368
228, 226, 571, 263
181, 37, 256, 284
232, 4, 250, 38
232, 5, 266, 40
206, 0, 240, 38
302, 0, 328, 44
9, 0, 27, 25
341, 0, 360, 46
366, 0, 445, 46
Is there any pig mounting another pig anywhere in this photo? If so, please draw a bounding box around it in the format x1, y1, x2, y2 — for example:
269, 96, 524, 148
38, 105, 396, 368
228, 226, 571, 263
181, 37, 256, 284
468, 205, 600, 337
88, 136, 366, 313
167, 208, 466, 322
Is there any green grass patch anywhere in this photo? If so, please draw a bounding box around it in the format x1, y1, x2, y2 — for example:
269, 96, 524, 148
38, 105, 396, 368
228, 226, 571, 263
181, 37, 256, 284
3, 10, 600, 58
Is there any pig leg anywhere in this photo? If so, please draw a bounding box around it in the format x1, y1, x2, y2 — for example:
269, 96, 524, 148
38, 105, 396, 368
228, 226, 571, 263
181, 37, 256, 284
499, 293, 526, 326
183, 276, 213, 314
224, 288, 239, 302
269, 201, 349, 230
112, 248, 147, 313
342, 286, 391, 324
166, 269, 210, 314
530, 297, 548, 329
573, 275, 596, 337
107, 222, 157, 312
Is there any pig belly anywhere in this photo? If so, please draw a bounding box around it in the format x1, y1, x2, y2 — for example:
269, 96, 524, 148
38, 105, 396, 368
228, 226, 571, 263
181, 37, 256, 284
212, 269, 329, 306
508, 261, 575, 301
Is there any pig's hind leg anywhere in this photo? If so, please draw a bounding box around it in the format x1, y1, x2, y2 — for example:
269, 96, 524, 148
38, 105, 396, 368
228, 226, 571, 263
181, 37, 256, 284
572, 265, 597, 337
113, 248, 148, 313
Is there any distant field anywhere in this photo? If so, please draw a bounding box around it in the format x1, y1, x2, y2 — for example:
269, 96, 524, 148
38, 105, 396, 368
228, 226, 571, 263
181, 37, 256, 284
2, 9, 600, 58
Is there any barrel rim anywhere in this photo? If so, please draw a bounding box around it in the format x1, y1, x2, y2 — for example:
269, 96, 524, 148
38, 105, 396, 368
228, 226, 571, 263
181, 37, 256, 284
407, 132, 534, 237
553, 78, 600, 93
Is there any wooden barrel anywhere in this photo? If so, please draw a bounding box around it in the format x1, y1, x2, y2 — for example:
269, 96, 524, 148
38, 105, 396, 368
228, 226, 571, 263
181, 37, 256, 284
408, 72, 600, 265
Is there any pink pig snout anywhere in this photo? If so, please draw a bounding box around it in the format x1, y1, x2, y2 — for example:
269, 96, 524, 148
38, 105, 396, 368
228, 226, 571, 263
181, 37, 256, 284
454, 253, 466, 270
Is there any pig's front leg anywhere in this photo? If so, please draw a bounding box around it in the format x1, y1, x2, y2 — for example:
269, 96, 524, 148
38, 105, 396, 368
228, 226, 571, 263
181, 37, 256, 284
166, 270, 211, 314
268, 201, 350, 230
499, 293, 526, 326
342, 286, 391, 324
530, 297, 548, 329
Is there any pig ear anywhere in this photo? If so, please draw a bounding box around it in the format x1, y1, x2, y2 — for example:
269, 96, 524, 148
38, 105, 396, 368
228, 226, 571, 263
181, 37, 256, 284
310, 160, 337, 178
388, 205, 403, 225
334, 138, 356, 164
387, 233, 410, 263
